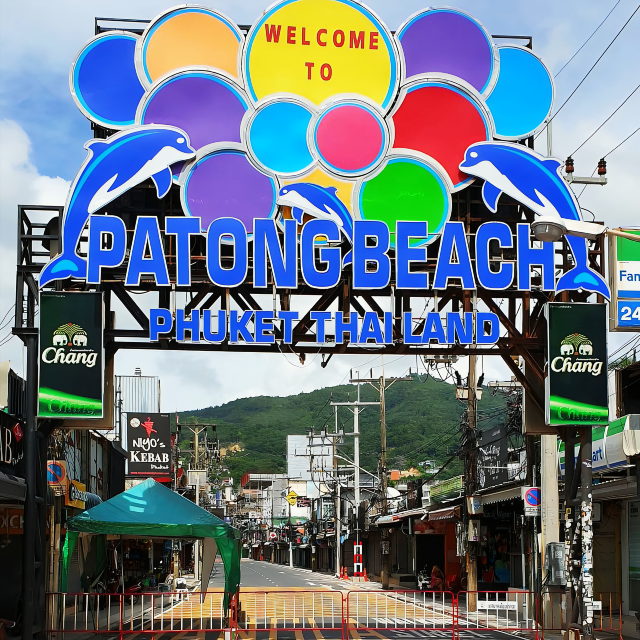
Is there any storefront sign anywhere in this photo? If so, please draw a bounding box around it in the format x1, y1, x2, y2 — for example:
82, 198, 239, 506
477, 426, 508, 489
522, 486, 541, 516
0, 508, 24, 534
545, 303, 608, 426
126, 412, 171, 477
609, 229, 640, 331
38, 292, 104, 419
67, 479, 87, 509
296, 496, 311, 507
38, 1, 611, 320
0, 412, 24, 472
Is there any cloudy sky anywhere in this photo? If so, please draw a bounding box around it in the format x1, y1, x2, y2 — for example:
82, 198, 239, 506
0, 0, 638, 411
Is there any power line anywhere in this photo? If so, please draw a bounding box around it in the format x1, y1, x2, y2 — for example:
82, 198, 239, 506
536, 4, 640, 138
571, 84, 640, 156
555, 1, 622, 77
576, 126, 640, 198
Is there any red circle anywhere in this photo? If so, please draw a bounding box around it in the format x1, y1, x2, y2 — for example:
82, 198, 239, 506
316, 105, 384, 172
392, 85, 489, 186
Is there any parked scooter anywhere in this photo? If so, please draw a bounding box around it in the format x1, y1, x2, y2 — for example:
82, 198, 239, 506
417, 566, 431, 590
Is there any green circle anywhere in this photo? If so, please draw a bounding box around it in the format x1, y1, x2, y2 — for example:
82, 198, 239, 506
359, 158, 449, 243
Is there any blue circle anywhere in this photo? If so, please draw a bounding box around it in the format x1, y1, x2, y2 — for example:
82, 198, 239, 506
71, 33, 145, 129
248, 100, 314, 175
486, 46, 553, 140
526, 488, 541, 506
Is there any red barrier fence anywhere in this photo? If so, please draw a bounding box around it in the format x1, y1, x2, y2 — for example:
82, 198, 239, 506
540, 590, 623, 640
44, 588, 622, 640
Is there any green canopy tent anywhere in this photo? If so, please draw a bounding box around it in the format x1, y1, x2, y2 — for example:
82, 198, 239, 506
61, 478, 241, 607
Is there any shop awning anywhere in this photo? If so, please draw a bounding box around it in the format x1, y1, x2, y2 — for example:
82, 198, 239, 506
63, 478, 241, 608
428, 506, 461, 521
481, 486, 522, 505
0, 471, 26, 502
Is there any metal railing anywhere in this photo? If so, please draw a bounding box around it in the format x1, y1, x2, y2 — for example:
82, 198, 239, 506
347, 590, 457, 640
457, 590, 539, 638
46, 591, 226, 638
540, 590, 622, 640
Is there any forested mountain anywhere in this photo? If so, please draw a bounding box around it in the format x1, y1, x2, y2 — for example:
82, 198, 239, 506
177, 375, 508, 484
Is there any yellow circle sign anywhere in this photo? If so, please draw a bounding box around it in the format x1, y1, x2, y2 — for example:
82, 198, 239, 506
243, 0, 399, 111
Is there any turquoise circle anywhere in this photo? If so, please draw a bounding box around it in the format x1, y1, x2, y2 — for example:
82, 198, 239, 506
248, 101, 314, 175
486, 46, 553, 140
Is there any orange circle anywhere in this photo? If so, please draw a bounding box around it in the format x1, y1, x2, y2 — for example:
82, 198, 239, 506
142, 10, 242, 83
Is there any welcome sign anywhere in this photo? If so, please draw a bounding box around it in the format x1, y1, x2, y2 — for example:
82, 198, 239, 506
38, 2, 610, 348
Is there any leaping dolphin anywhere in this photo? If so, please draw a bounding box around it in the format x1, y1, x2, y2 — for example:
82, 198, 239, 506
277, 183, 354, 266
459, 141, 610, 299
39, 125, 196, 287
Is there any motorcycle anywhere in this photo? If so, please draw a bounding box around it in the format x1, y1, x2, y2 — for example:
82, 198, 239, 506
417, 566, 431, 591
124, 582, 142, 605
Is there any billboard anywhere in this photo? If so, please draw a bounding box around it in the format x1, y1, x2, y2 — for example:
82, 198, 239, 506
36, 0, 612, 324
545, 303, 608, 426
609, 229, 640, 331
126, 412, 171, 478
39, 292, 104, 419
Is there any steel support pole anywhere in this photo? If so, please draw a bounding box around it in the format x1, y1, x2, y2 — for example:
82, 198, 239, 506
466, 349, 478, 612
380, 374, 390, 590
580, 428, 595, 640
21, 333, 39, 640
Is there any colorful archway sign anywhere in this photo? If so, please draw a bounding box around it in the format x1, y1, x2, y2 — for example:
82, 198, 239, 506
137, 6, 243, 86
70, 32, 145, 129
137, 69, 249, 151
245, 96, 316, 177
396, 8, 498, 96
243, 0, 400, 111
312, 98, 389, 177
390, 77, 494, 190
180, 144, 279, 233
354, 151, 453, 246
486, 45, 554, 140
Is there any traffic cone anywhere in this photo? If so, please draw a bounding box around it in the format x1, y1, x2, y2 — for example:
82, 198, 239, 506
363, 569, 368, 582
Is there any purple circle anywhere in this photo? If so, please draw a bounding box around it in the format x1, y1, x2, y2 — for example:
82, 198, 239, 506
183, 150, 277, 231
140, 72, 248, 150
398, 10, 495, 94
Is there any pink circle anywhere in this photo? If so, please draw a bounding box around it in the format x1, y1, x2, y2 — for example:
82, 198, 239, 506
315, 105, 385, 173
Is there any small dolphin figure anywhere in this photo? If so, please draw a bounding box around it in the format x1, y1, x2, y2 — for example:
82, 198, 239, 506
277, 183, 354, 265
39, 125, 196, 287
459, 141, 610, 299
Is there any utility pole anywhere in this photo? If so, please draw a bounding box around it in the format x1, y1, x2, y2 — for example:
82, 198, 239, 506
331, 378, 378, 576
349, 362, 413, 588
465, 348, 479, 612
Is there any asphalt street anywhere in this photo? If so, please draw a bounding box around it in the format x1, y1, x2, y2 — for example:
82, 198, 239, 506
209, 558, 352, 590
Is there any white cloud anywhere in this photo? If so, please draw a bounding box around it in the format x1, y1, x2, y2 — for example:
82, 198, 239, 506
0, 120, 70, 373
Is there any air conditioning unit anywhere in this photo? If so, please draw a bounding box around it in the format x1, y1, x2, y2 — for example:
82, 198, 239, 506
421, 491, 431, 508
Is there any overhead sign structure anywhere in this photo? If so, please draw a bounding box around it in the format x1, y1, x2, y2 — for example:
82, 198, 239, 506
38, 292, 104, 419
126, 412, 171, 478
545, 303, 608, 427
609, 229, 640, 331
37, 0, 611, 331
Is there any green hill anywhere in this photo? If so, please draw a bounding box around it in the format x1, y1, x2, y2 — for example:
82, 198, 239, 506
177, 375, 508, 485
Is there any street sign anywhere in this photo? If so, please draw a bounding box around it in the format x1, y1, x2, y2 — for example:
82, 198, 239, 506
523, 486, 541, 516
285, 490, 298, 506
609, 229, 640, 331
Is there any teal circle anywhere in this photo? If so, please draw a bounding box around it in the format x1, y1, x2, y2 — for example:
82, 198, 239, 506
486, 46, 553, 140
248, 101, 314, 175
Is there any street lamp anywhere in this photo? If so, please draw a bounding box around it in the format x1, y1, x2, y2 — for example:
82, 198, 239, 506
531, 218, 640, 244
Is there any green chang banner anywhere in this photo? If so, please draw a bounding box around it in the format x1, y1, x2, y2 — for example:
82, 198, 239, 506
39, 292, 104, 418
545, 303, 608, 426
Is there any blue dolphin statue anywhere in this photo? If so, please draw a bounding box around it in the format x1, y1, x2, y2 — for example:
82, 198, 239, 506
39, 125, 196, 287
277, 183, 354, 266
459, 141, 610, 299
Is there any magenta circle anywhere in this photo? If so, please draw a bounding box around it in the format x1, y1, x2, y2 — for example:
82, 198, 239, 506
315, 104, 385, 174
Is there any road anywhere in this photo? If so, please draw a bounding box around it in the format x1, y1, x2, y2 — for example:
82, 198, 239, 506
237, 559, 358, 590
